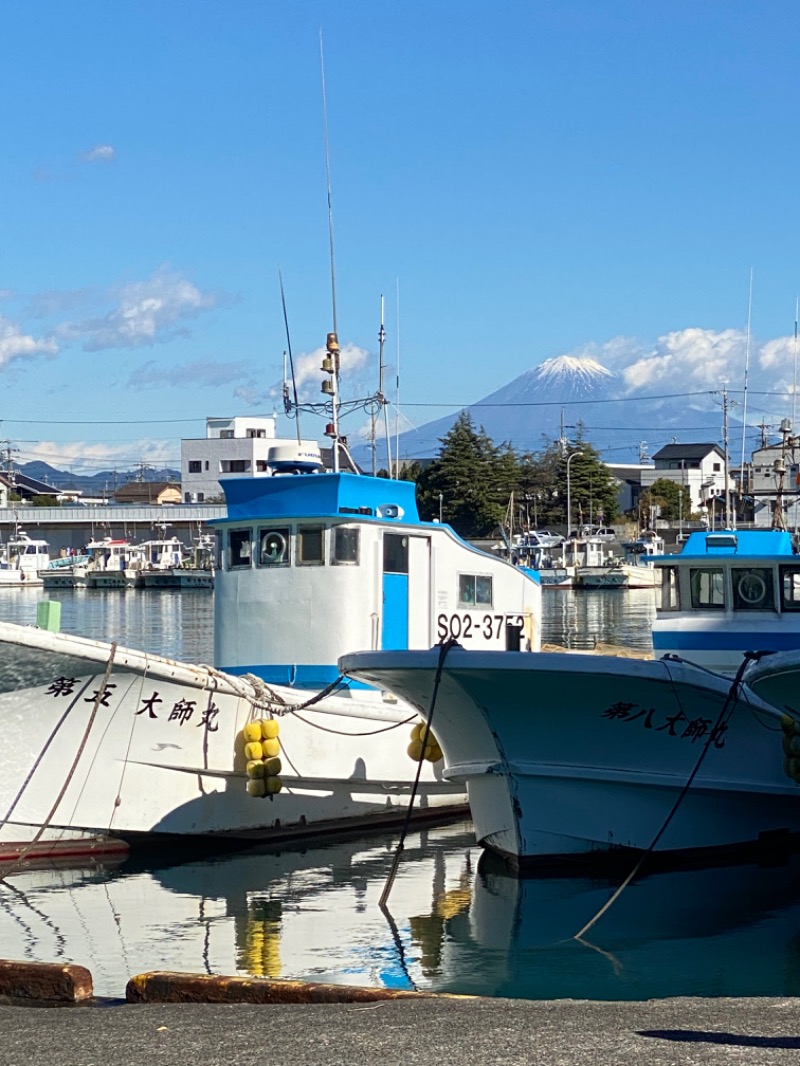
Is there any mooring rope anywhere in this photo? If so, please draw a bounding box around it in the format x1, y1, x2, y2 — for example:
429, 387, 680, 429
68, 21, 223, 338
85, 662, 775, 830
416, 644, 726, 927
379, 638, 459, 910
572, 650, 766, 941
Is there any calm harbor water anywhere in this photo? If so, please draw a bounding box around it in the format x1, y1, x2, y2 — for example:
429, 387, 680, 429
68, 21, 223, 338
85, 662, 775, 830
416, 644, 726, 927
5, 586, 799, 1001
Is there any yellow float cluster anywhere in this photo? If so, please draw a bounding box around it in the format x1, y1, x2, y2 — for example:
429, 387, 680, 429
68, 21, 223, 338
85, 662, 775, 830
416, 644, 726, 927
241, 718, 283, 797
782, 715, 800, 784
407, 720, 443, 763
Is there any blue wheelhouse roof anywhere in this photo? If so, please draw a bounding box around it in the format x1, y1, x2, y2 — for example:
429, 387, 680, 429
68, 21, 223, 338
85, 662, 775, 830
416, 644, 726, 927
212, 472, 421, 525
655, 529, 799, 562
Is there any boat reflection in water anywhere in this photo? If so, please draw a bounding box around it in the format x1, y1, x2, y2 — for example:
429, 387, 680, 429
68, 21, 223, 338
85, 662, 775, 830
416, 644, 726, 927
2, 822, 800, 1000
542, 586, 656, 652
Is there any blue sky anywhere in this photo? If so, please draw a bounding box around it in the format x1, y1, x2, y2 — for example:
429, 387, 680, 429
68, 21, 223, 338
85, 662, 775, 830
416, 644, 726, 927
3, 1, 800, 473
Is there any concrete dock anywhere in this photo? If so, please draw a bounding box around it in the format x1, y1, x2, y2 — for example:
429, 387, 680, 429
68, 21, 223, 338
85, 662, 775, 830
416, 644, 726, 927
1, 997, 799, 1065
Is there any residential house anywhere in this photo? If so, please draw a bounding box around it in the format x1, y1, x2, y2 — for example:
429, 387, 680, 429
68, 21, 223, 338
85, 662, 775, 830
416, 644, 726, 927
640, 443, 730, 522
114, 481, 182, 506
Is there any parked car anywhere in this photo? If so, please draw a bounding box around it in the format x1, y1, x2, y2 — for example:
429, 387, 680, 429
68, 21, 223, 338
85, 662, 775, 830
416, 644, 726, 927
578, 526, 617, 541
532, 530, 564, 547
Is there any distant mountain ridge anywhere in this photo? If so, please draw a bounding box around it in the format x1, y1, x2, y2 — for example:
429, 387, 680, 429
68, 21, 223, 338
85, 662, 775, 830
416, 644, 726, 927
17, 461, 181, 495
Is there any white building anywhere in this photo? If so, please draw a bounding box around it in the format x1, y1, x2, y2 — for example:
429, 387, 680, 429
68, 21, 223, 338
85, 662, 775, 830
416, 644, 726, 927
180, 416, 281, 502
746, 438, 800, 528
640, 443, 730, 518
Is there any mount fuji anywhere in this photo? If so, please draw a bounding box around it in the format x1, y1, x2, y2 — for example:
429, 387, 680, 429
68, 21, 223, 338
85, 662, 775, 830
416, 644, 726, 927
382, 354, 729, 463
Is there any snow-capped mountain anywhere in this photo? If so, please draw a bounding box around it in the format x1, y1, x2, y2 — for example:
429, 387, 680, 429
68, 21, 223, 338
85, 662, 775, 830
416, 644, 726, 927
505, 355, 617, 404
381, 353, 729, 463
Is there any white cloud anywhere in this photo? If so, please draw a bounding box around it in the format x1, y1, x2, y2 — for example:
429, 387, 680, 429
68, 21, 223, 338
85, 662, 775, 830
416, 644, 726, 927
0, 316, 58, 368
620, 328, 746, 393
258, 341, 373, 411
82, 145, 115, 163
290, 342, 371, 399
59, 267, 219, 351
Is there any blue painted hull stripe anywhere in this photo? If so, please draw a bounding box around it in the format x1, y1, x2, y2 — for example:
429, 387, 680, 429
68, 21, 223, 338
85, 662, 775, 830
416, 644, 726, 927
221, 664, 373, 690
653, 631, 800, 651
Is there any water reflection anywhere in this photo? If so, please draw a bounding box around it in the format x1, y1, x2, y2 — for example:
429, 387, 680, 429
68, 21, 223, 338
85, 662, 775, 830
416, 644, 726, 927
2, 822, 800, 1000
542, 588, 656, 651
0, 587, 214, 663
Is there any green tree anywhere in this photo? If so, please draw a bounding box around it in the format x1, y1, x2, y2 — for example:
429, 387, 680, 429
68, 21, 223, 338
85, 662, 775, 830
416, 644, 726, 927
561, 442, 619, 530
639, 478, 691, 523
31, 495, 59, 507
415, 412, 507, 537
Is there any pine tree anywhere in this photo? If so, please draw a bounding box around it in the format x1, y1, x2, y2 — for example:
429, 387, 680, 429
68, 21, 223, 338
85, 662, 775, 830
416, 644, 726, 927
415, 412, 507, 537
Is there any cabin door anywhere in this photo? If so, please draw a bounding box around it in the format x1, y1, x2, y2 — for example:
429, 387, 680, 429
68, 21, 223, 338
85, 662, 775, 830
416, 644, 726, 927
381, 533, 409, 649
381, 534, 432, 649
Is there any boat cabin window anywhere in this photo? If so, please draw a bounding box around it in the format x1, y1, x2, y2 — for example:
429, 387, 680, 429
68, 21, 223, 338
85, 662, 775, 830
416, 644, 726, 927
298, 527, 325, 566
383, 534, 409, 574
689, 567, 725, 609
659, 567, 679, 611
229, 529, 253, 569
780, 566, 800, 611
214, 531, 223, 569
258, 527, 291, 567
732, 567, 774, 611
332, 527, 360, 565
459, 574, 493, 608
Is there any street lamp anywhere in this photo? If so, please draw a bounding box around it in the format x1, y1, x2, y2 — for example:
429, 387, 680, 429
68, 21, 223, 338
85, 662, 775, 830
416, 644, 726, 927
566, 450, 583, 537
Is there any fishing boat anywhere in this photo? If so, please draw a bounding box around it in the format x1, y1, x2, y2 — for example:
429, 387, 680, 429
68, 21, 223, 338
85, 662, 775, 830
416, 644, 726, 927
87, 539, 146, 589
509, 533, 609, 589
0, 530, 50, 587
340, 645, 800, 868
574, 531, 663, 590
651, 528, 800, 673
138, 537, 187, 588
0, 344, 541, 856
161, 533, 215, 590
40, 553, 92, 590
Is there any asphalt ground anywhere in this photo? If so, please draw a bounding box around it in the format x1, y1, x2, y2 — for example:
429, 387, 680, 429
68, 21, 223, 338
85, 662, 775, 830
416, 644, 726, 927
1, 997, 799, 1066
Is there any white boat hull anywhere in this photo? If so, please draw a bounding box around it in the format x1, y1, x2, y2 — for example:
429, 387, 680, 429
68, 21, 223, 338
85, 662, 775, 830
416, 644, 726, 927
575, 563, 659, 590
0, 622, 465, 851
0, 569, 43, 587
341, 648, 800, 867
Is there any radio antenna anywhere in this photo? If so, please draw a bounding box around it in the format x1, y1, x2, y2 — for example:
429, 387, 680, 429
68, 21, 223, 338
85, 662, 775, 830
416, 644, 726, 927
739, 268, 753, 480
793, 296, 799, 431
278, 269, 302, 444
319, 30, 342, 471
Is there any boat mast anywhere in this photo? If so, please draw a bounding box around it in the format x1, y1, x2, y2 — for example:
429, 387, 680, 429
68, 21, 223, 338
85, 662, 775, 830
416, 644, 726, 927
319, 32, 341, 473
378, 294, 393, 477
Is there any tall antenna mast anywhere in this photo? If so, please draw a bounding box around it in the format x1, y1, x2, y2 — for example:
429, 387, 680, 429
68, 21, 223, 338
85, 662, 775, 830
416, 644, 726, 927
378, 294, 393, 477
320, 31, 338, 341
394, 278, 401, 479
740, 268, 753, 482
722, 384, 732, 528
793, 296, 799, 431
319, 31, 341, 472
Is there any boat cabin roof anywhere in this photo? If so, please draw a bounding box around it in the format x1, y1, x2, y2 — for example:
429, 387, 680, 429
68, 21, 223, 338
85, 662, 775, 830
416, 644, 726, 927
215, 472, 421, 525
655, 529, 798, 563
